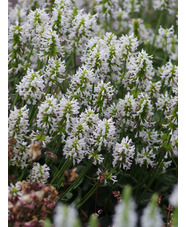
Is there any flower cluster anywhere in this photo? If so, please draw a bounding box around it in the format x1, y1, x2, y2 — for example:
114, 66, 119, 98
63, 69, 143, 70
54, 203, 79, 227
113, 137, 135, 170
29, 163, 50, 184
112, 186, 137, 227
8, 182, 23, 199
43, 57, 66, 87
153, 0, 178, 15
8, 105, 30, 168
141, 194, 163, 227
156, 26, 178, 60
8, 181, 58, 226
8, 105, 29, 139
67, 66, 96, 107
8, 0, 178, 226
16, 69, 45, 104
49, 185, 178, 227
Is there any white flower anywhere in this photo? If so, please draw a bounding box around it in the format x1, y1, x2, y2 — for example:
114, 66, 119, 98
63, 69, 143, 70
159, 61, 178, 89
51, 3, 99, 54
29, 163, 50, 184
111, 8, 129, 32
54, 203, 78, 227
113, 187, 137, 227
8, 182, 22, 198
153, 0, 177, 15
39, 28, 64, 61
156, 26, 178, 60
88, 152, 104, 165
93, 80, 115, 113
10, 139, 30, 169
94, 0, 120, 16
158, 25, 175, 39
136, 93, 154, 122
81, 33, 122, 81
156, 91, 172, 116
8, 4, 28, 26
169, 184, 178, 207
54, 96, 80, 133
79, 108, 99, 132
124, 50, 154, 90
29, 130, 52, 148
63, 137, 87, 164
138, 129, 161, 147
170, 129, 178, 156
116, 92, 136, 128
70, 120, 89, 139
16, 69, 45, 105
136, 147, 156, 168
145, 81, 161, 98
82, 46, 109, 80
92, 118, 116, 151
67, 65, 96, 106
128, 18, 153, 44
69, 10, 99, 53
96, 168, 117, 184
119, 33, 139, 61
123, 0, 140, 13
8, 24, 24, 74
105, 103, 118, 119
55, 97, 80, 120
141, 195, 163, 227
15, 0, 47, 12
22, 9, 50, 42
8, 105, 29, 139
43, 57, 66, 86
54, 0, 74, 9
37, 95, 58, 134
112, 137, 135, 170
160, 160, 172, 173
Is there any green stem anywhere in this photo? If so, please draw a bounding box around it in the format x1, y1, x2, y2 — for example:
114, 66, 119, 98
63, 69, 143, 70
76, 184, 97, 209
58, 161, 72, 187
60, 161, 92, 199
109, 163, 120, 174
53, 84, 60, 94
91, 83, 95, 106
57, 155, 66, 169
12, 93, 19, 110
27, 46, 34, 63
164, 39, 168, 64
21, 99, 25, 107
121, 62, 126, 98
138, 149, 166, 202
151, 12, 163, 53
29, 86, 52, 126
134, 165, 146, 198
17, 168, 27, 181
65, 54, 74, 72
105, 14, 108, 33
50, 157, 70, 184
95, 179, 101, 212
37, 58, 42, 71
73, 47, 76, 74
29, 105, 38, 125
171, 155, 178, 169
